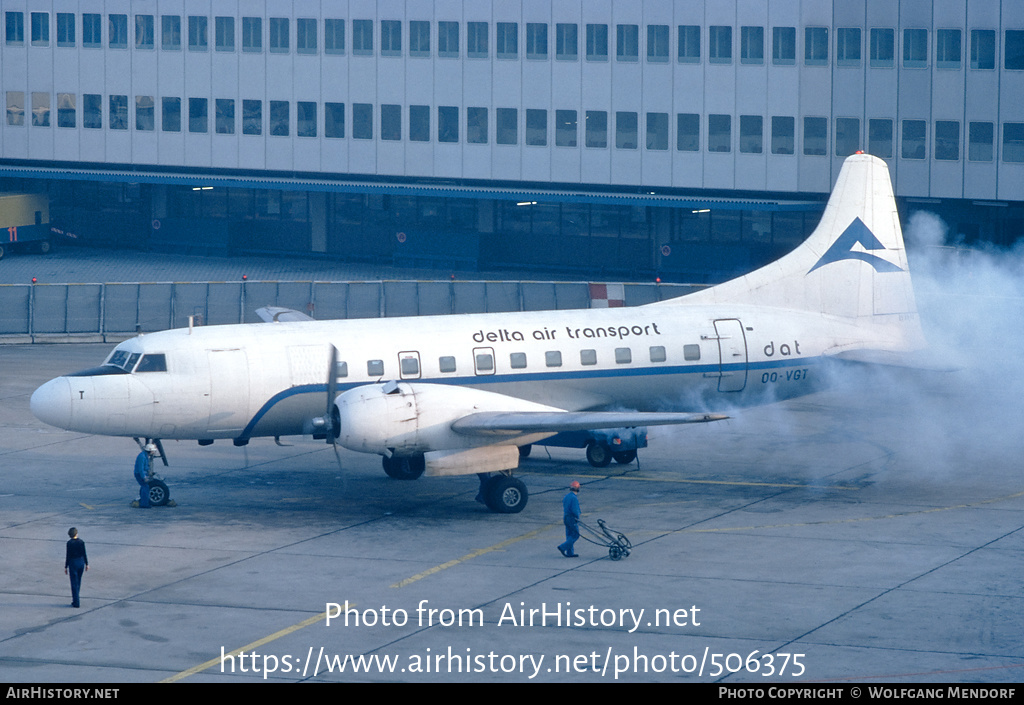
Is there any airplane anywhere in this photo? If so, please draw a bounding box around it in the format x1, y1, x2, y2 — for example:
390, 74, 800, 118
30, 153, 926, 514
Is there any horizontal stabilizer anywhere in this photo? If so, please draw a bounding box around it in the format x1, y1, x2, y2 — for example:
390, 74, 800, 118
255, 306, 315, 323
452, 411, 728, 436
825, 348, 958, 372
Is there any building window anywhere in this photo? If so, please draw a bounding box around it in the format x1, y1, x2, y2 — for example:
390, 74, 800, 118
497, 22, 517, 59
870, 28, 894, 67
868, 119, 893, 158
616, 112, 637, 149
5, 12, 24, 44
243, 100, 262, 135
677, 113, 699, 151
270, 100, 288, 136
771, 116, 795, 154
161, 16, 180, 50
556, 110, 577, 146
353, 19, 373, 55
772, 26, 795, 65
497, 108, 517, 145
294, 101, 314, 137
136, 96, 154, 131
616, 24, 638, 62
468, 107, 488, 144
216, 99, 234, 134
835, 117, 860, 157
31, 12, 49, 46
438, 106, 458, 142
381, 104, 401, 140
325, 103, 345, 138
935, 120, 960, 161
526, 23, 547, 60
971, 30, 995, 70
526, 109, 547, 146
936, 29, 961, 69
467, 21, 488, 58
380, 19, 400, 56
216, 17, 234, 51
110, 95, 127, 130
678, 25, 700, 63
646, 113, 668, 150
805, 27, 828, 65
409, 20, 429, 57
438, 21, 458, 58
586, 111, 607, 148
1006, 31, 1024, 70
903, 29, 928, 67
269, 18, 288, 53
556, 23, 577, 60
647, 24, 669, 63
803, 117, 827, 156
297, 18, 316, 54
162, 97, 181, 132
409, 105, 429, 141
83, 94, 101, 129
6, 92, 24, 126
586, 24, 608, 61
1002, 123, 1024, 162
740, 26, 763, 64
57, 13, 75, 47
968, 122, 993, 161
188, 16, 207, 51
709, 26, 732, 63
836, 28, 861, 66
84, 14, 102, 48
189, 98, 208, 133
739, 115, 763, 153
242, 17, 261, 52
901, 120, 926, 159
353, 103, 372, 139
708, 114, 731, 152
31, 93, 50, 127
325, 19, 345, 55
57, 93, 75, 128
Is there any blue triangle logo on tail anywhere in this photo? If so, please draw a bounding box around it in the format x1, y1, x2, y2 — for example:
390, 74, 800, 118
808, 218, 905, 274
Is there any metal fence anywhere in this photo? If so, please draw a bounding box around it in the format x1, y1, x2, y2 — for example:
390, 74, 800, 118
0, 280, 698, 343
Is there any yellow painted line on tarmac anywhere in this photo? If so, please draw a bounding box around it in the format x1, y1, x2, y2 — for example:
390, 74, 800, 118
390, 524, 557, 589
161, 605, 354, 683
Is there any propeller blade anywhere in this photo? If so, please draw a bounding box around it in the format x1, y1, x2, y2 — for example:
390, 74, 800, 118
326, 344, 339, 444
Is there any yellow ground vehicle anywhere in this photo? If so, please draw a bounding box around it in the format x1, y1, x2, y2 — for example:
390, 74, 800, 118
0, 192, 51, 260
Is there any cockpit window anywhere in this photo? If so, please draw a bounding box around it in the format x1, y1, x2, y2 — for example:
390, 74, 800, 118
135, 354, 167, 373
104, 350, 141, 371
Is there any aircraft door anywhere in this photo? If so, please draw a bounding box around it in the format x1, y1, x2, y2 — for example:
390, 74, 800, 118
207, 349, 250, 433
713, 319, 748, 392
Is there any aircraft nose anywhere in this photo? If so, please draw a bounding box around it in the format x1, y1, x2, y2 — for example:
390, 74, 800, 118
30, 377, 73, 430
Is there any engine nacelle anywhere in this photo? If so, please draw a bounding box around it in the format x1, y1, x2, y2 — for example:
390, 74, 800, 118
334, 382, 557, 455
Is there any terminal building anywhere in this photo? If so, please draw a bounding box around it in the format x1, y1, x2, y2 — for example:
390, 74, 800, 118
1, 0, 1022, 282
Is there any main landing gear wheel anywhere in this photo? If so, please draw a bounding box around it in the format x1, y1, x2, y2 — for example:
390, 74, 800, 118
483, 475, 528, 514
382, 454, 426, 480
612, 450, 637, 464
586, 443, 612, 468
518, 445, 532, 459
147, 479, 170, 507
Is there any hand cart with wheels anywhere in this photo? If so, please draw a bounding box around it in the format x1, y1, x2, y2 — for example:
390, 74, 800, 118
577, 518, 632, 560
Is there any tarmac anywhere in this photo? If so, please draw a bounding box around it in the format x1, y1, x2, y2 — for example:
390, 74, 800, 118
1, 246, 1023, 683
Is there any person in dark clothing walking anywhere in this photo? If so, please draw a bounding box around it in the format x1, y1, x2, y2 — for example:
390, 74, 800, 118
557, 481, 582, 557
64, 527, 88, 608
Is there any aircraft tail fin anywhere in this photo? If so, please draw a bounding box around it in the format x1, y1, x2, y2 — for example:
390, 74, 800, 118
669, 153, 926, 350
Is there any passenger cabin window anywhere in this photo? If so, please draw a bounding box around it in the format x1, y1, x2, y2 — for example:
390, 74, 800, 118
649, 346, 666, 362
683, 344, 701, 361
335, 361, 348, 378
545, 351, 562, 367
615, 348, 632, 364
580, 349, 597, 365
400, 356, 419, 377
510, 352, 527, 369
367, 359, 384, 376
439, 356, 456, 373
475, 353, 494, 372
135, 354, 167, 373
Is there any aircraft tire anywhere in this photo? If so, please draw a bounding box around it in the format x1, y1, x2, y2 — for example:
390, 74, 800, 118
382, 454, 425, 480
485, 476, 528, 514
586, 443, 612, 468
518, 445, 531, 458
612, 450, 637, 464
0, 244, 5, 260
147, 480, 170, 507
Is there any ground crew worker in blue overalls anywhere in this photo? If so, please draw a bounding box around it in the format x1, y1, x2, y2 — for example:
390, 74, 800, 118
133, 444, 157, 508
558, 481, 582, 557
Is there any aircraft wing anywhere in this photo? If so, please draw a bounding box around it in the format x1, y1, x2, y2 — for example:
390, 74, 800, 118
451, 411, 728, 437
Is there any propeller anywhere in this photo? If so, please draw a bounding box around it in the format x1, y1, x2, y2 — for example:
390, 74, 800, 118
325, 345, 346, 478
